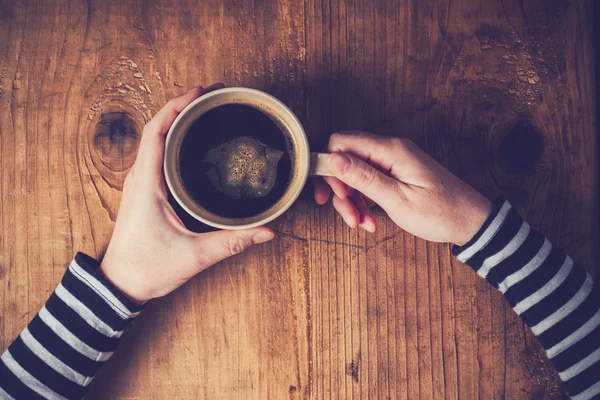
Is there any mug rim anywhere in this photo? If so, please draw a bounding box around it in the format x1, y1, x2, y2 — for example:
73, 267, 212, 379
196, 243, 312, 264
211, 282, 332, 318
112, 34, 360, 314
163, 87, 310, 230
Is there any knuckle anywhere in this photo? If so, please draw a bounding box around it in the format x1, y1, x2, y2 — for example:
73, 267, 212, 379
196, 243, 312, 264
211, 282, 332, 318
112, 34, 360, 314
166, 98, 178, 109
328, 132, 343, 149
389, 136, 407, 149
226, 237, 248, 256
353, 163, 376, 188
330, 132, 342, 141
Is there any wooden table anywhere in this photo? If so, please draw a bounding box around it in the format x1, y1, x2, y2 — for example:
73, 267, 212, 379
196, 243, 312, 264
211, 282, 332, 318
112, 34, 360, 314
0, 1, 596, 399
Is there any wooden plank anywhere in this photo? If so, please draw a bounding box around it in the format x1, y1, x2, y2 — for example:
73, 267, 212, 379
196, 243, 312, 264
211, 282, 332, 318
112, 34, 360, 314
0, 0, 595, 399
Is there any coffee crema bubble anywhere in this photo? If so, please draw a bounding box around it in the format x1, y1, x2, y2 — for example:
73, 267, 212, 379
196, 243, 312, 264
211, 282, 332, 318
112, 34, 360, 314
203, 136, 284, 199
177, 103, 294, 219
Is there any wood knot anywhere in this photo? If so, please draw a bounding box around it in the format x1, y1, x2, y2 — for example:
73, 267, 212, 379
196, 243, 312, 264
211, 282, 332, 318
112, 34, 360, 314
93, 112, 139, 171
498, 124, 543, 174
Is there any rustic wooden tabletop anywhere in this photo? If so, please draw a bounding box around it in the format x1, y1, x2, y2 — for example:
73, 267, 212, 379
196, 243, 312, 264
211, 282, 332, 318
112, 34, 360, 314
0, 0, 596, 399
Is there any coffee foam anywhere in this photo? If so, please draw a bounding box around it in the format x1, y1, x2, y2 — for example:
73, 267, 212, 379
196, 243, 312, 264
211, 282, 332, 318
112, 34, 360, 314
203, 136, 284, 199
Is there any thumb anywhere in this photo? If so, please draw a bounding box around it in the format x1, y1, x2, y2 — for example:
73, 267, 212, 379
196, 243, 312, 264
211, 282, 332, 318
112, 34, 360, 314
196, 227, 275, 267
328, 152, 400, 210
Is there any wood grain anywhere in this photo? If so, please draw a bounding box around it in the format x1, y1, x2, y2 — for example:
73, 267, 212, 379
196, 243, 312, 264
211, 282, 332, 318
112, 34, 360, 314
0, 0, 596, 399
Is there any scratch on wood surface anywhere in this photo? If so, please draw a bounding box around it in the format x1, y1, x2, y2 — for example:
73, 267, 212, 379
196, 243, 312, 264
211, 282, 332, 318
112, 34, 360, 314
366, 234, 397, 250
274, 229, 366, 250
79, 41, 112, 53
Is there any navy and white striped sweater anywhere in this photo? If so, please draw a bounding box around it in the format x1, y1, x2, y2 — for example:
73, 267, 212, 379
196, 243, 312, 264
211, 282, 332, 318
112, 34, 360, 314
453, 198, 600, 399
1, 198, 599, 399
0, 253, 143, 399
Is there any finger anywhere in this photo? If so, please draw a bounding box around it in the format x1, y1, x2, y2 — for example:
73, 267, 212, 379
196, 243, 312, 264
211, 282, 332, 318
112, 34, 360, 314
327, 132, 426, 178
332, 195, 360, 229
323, 176, 353, 199
144, 83, 224, 136
352, 191, 377, 232
328, 152, 400, 211
136, 83, 226, 176
326, 132, 395, 171
312, 178, 331, 205
144, 86, 206, 139
135, 86, 205, 176
195, 227, 274, 267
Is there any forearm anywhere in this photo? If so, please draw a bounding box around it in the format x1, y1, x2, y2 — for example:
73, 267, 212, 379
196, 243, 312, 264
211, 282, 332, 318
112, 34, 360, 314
455, 197, 600, 400
0, 253, 143, 400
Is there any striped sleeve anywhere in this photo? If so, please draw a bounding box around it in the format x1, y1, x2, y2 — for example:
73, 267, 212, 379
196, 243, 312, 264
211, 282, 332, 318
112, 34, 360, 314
454, 197, 600, 400
0, 253, 143, 400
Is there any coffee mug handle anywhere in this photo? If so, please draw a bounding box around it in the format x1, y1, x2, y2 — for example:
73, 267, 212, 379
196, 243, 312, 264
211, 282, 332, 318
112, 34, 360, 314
309, 152, 333, 176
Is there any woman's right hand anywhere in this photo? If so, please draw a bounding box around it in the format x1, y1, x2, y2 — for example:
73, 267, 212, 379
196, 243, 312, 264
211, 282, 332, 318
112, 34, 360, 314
313, 132, 492, 246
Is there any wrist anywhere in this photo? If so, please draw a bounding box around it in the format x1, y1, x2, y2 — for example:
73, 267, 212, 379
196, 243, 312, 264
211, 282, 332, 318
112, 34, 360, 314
99, 258, 148, 305
452, 193, 493, 246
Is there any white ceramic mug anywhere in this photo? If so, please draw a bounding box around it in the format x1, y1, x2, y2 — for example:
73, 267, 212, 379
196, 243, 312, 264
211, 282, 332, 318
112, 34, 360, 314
164, 87, 332, 230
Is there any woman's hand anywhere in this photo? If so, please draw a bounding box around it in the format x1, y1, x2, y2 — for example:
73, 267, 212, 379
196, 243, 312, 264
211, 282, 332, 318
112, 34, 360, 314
100, 85, 274, 303
314, 132, 492, 246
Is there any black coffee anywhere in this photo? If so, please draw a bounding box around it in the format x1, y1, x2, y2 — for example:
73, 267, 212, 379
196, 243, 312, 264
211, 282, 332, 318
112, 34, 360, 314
178, 104, 294, 218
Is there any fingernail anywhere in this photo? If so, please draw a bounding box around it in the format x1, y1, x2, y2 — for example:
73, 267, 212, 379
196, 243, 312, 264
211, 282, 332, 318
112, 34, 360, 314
253, 231, 275, 244
360, 220, 376, 233
343, 215, 359, 229
316, 192, 330, 205
328, 153, 351, 176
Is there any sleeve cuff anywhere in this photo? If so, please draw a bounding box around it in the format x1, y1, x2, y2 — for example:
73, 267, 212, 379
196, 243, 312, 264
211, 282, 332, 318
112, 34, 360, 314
452, 196, 512, 263
67, 253, 144, 329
